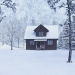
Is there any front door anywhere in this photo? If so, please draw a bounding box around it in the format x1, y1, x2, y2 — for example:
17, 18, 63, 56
36, 41, 45, 50
41, 41, 44, 45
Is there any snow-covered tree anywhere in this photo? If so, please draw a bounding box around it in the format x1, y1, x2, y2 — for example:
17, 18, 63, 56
0, 0, 16, 22
1, 0, 16, 13
6, 16, 16, 50
47, 0, 75, 62
30, 19, 36, 26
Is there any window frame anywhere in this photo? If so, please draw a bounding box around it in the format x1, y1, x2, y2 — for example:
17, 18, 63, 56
30, 40, 34, 45
39, 32, 44, 36
47, 40, 53, 45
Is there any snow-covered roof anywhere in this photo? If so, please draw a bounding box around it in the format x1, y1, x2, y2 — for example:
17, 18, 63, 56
24, 25, 59, 39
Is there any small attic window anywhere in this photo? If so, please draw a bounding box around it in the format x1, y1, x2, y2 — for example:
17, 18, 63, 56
39, 32, 44, 36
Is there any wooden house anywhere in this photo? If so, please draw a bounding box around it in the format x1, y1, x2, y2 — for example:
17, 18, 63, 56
24, 24, 58, 50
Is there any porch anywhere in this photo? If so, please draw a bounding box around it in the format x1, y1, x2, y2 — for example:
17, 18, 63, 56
34, 39, 47, 50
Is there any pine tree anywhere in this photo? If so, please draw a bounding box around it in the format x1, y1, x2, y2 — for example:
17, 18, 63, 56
62, 20, 69, 49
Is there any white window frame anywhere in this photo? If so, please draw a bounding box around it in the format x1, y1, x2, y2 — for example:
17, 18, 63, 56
39, 32, 43, 36
48, 40, 53, 45
30, 40, 34, 45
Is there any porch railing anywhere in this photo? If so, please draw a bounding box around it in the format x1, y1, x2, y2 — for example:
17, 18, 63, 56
40, 45, 45, 50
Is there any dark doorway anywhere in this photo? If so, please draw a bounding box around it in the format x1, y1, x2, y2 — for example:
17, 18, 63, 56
37, 41, 40, 47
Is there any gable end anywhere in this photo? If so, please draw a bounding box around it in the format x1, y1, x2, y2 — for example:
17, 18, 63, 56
34, 24, 49, 32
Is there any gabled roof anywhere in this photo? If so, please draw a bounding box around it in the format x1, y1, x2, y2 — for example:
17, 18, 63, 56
24, 25, 59, 39
34, 24, 49, 32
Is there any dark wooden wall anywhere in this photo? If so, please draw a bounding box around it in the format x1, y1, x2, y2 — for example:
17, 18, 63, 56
35, 26, 47, 37
26, 39, 36, 50
36, 31, 46, 37
45, 39, 57, 50
26, 39, 58, 50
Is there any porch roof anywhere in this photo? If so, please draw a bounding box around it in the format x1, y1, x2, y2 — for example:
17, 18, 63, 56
34, 39, 47, 41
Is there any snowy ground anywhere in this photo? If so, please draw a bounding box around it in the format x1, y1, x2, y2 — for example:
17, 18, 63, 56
0, 45, 75, 75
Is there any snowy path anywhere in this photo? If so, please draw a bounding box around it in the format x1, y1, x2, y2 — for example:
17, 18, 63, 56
0, 45, 75, 75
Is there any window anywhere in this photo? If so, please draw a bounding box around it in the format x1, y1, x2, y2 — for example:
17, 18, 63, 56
30, 40, 34, 45
48, 40, 53, 45
39, 32, 43, 36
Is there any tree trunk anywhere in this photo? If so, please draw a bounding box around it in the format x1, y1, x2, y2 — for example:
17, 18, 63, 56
23, 40, 25, 48
11, 34, 13, 50
11, 40, 13, 50
2, 35, 4, 46
18, 38, 19, 48
67, 0, 72, 63
2, 39, 4, 46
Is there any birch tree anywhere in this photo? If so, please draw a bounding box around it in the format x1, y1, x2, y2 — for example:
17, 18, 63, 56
3, 15, 17, 50
14, 20, 23, 48
7, 20, 15, 50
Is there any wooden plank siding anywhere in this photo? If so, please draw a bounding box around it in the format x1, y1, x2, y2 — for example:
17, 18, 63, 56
26, 39, 36, 50
36, 31, 46, 37
45, 39, 57, 50
26, 39, 58, 50
34, 25, 48, 37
